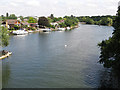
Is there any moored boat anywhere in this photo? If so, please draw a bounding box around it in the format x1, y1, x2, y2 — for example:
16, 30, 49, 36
41, 28, 51, 32
12, 30, 28, 35
0, 50, 12, 60
57, 28, 66, 31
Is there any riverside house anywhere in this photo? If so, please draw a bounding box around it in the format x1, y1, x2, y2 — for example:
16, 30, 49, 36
5, 19, 21, 29
50, 19, 65, 29
29, 23, 38, 28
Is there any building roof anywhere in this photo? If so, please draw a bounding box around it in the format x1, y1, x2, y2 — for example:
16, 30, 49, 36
22, 22, 29, 25
6, 19, 17, 24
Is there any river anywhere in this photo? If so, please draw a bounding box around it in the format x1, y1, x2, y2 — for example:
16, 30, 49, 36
1, 24, 114, 88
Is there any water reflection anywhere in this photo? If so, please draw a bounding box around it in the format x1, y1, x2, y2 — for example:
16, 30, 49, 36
0, 61, 2, 89
99, 69, 120, 89
2, 60, 11, 88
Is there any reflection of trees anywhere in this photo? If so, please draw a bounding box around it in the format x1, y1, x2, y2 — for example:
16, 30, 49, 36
99, 69, 120, 89
2, 61, 11, 88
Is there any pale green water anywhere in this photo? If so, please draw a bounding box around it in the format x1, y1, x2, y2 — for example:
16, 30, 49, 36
1, 24, 113, 88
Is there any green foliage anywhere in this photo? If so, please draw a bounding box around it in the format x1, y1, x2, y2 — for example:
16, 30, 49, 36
48, 17, 53, 23
86, 18, 94, 24
19, 16, 24, 21
11, 27, 15, 30
14, 25, 20, 30
0, 26, 9, 47
64, 16, 79, 27
28, 27, 35, 30
53, 17, 62, 22
100, 17, 113, 26
7, 14, 17, 19
28, 17, 37, 23
78, 17, 86, 22
65, 19, 73, 27
77, 16, 115, 26
50, 25, 55, 29
59, 23, 66, 28
38, 17, 50, 27
98, 6, 120, 70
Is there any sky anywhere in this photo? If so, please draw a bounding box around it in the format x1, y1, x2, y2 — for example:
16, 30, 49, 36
0, 0, 120, 17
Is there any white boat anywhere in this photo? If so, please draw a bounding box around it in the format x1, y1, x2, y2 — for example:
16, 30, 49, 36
41, 28, 51, 32
28, 30, 34, 33
0, 51, 12, 60
57, 28, 66, 31
12, 30, 28, 35
66, 27, 71, 30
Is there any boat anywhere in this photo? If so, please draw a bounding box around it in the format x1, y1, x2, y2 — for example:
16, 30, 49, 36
57, 28, 66, 31
41, 28, 51, 32
0, 51, 12, 60
12, 30, 28, 35
66, 27, 71, 30
28, 30, 34, 33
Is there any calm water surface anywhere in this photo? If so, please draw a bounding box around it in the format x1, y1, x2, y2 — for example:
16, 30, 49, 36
1, 24, 114, 88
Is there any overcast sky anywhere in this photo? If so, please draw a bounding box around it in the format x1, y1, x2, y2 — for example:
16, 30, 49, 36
0, 0, 119, 17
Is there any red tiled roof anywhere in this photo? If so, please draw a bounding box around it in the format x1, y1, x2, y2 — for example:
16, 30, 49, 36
6, 19, 17, 24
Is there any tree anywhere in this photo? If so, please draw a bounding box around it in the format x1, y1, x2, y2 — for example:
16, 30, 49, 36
28, 17, 37, 23
85, 18, 94, 24
38, 17, 50, 27
100, 17, 113, 26
0, 17, 9, 47
47, 17, 53, 23
8, 14, 17, 19
6, 13, 9, 18
0, 27, 9, 47
14, 25, 20, 30
50, 14, 54, 19
107, 17, 113, 26
64, 16, 79, 27
59, 23, 66, 28
19, 16, 24, 21
64, 19, 73, 27
98, 6, 120, 71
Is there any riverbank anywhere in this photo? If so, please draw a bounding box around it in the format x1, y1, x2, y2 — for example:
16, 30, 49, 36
80, 22, 113, 26
8, 24, 79, 35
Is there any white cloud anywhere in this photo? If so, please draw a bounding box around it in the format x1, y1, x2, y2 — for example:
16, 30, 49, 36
26, 0, 40, 6
10, 2, 18, 6
0, 0, 119, 17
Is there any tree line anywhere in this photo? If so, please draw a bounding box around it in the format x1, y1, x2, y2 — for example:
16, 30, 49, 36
77, 15, 116, 26
98, 7, 120, 72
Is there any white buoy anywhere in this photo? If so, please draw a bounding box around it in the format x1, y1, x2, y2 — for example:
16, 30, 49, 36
65, 45, 67, 47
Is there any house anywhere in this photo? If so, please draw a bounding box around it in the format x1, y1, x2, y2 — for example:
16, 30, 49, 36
50, 20, 65, 27
50, 22, 58, 26
22, 22, 39, 28
23, 19, 28, 22
29, 23, 39, 28
22, 22, 29, 26
56, 20, 65, 24
6, 19, 21, 29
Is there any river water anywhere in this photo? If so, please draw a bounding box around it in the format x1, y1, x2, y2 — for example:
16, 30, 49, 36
1, 24, 114, 88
